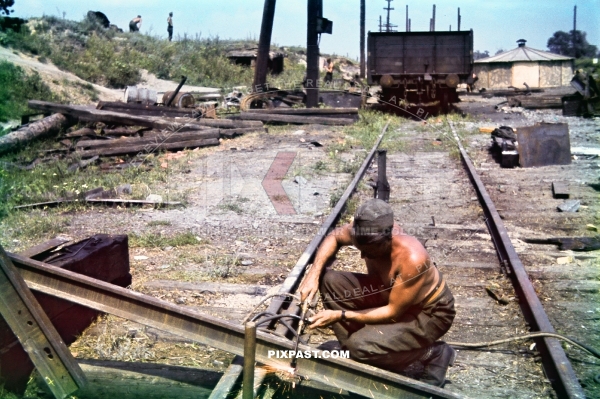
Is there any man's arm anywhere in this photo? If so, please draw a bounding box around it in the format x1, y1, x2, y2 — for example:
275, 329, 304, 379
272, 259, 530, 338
298, 224, 353, 303
308, 252, 433, 328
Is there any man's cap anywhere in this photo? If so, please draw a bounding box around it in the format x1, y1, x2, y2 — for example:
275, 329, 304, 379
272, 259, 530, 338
353, 199, 393, 236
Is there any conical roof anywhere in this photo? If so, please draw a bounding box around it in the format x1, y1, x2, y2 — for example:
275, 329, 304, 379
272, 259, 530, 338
475, 40, 573, 63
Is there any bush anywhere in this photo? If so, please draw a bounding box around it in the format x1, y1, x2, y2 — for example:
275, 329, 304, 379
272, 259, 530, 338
0, 61, 58, 122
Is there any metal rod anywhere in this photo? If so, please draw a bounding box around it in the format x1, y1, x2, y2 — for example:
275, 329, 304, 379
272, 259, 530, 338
448, 122, 586, 399
242, 322, 257, 399
165, 76, 187, 107
10, 252, 462, 399
253, 0, 277, 90
376, 149, 390, 202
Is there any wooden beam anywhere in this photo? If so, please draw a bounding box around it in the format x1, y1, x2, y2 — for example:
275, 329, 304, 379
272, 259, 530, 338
74, 137, 220, 158
76, 130, 219, 150
239, 112, 355, 125
28, 101, 264, 130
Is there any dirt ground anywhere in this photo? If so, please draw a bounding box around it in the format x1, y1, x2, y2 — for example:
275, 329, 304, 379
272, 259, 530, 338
4, 88, 599, 398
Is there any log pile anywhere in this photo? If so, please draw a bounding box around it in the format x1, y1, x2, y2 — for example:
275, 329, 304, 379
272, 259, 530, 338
23, 100, 266, 158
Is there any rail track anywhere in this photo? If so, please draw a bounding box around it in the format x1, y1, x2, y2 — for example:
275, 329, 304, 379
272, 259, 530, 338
5, 100, 598, 399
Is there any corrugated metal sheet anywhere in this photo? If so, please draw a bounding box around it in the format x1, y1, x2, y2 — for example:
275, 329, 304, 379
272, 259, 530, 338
475, 46, 572, 63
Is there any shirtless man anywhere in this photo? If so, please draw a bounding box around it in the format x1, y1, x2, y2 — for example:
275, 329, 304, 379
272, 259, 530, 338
299, 199, 456, 387
129, 15, 142, 32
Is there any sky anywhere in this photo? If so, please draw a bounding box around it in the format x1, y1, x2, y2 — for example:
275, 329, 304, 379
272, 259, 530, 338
11, 0, 600, 60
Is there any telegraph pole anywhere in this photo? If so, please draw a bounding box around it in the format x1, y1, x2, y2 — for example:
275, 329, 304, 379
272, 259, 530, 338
360, 0, 365, 78
457, 7, 461, 31
306, 0, 322, 108
383, 0, 396, 32
572, 5, 577, 58
253, 0, 277, 91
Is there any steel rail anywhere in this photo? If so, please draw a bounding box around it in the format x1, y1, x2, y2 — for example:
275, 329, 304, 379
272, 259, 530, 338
212, 120, 392, 398
449, 122, 586, 399
9, 253, 463, 399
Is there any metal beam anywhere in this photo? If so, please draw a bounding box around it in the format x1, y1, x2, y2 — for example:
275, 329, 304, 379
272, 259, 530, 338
10, 253, 462, 399
449, 122, 586, 399
0, 245, 86, 399
360, 0, 365, 78
306, 0, 321, 107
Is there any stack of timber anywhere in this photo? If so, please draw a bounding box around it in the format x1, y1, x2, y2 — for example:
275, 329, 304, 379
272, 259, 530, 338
25, 101, 266, 157
239, 107, 358, 125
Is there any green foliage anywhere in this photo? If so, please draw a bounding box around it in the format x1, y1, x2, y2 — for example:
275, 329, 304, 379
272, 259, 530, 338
0, 0, 14, 16
128, 231, 199, 248
0, 61, 58, 122
575, 58, 600, 77
547, 30, 598, 59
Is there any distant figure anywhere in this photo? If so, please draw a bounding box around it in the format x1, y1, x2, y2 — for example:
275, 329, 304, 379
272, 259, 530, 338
129, 15, 142, 32
466, 72, 478, 93
324, 58, 334, 83
167, 12, 173, 41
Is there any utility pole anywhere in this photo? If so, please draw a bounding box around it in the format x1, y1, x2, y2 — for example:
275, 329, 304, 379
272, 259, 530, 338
306, 0, 322, 108
379, 15, 382, 32
431, 4, 436, 31
405, 5, 408, 32
572, 5, 577, 58
360, 0, 365, 78
457, 7, 461, 31
383, 0, 396, 32
253, 0, 277, 91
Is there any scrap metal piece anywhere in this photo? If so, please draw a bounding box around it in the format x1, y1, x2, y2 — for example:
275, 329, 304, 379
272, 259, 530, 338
10, 252, 461, 399
517, 123, 571, 168
557, 200, 581, 213
0, 245, 86, 398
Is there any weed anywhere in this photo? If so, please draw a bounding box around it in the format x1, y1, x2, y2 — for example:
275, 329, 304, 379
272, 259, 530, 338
128, 231, 200, 248
147, 220, 172, 227
206, 254, 241, 279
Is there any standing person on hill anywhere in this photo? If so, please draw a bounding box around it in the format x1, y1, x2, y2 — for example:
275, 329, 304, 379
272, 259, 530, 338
324, 58, 334, 83
129, 15, 142, 32
167, 12, 174, 41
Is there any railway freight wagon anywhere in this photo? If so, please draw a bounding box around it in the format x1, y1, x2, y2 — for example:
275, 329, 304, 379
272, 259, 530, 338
367, 30, 474, 115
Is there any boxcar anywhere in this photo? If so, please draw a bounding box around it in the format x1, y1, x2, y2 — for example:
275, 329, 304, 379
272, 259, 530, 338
367, 30, 474, 114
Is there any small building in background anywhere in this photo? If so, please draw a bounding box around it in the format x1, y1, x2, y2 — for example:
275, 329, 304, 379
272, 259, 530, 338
474, 39, 574, 89
226, 50, 286, 75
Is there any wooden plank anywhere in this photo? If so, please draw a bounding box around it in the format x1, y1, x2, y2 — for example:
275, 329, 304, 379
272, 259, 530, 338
245, 107, 359, 115
74, 137, 220, 158
97, 101, 202, 119
76, 130, 220, 150
55, 360, 221, 399
239, 112, 355, 125
28, 101, 263, 130
0, 244, 86, 398
17, 238, 71, 259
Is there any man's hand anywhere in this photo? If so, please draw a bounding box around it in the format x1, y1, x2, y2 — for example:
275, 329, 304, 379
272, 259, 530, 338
298, 274, 319, 304
307, 309, 342, 329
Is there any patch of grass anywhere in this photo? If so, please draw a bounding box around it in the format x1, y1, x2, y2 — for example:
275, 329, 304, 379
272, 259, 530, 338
206, 254, 241, 279
0, 209, 70, 246
147, 220, 172, 227
0, 61, 61, 123
312, 160, 328, 174
128, 231, 200, 248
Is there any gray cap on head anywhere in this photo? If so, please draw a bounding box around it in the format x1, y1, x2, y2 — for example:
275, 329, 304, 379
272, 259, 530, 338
353, 199, 393, 235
